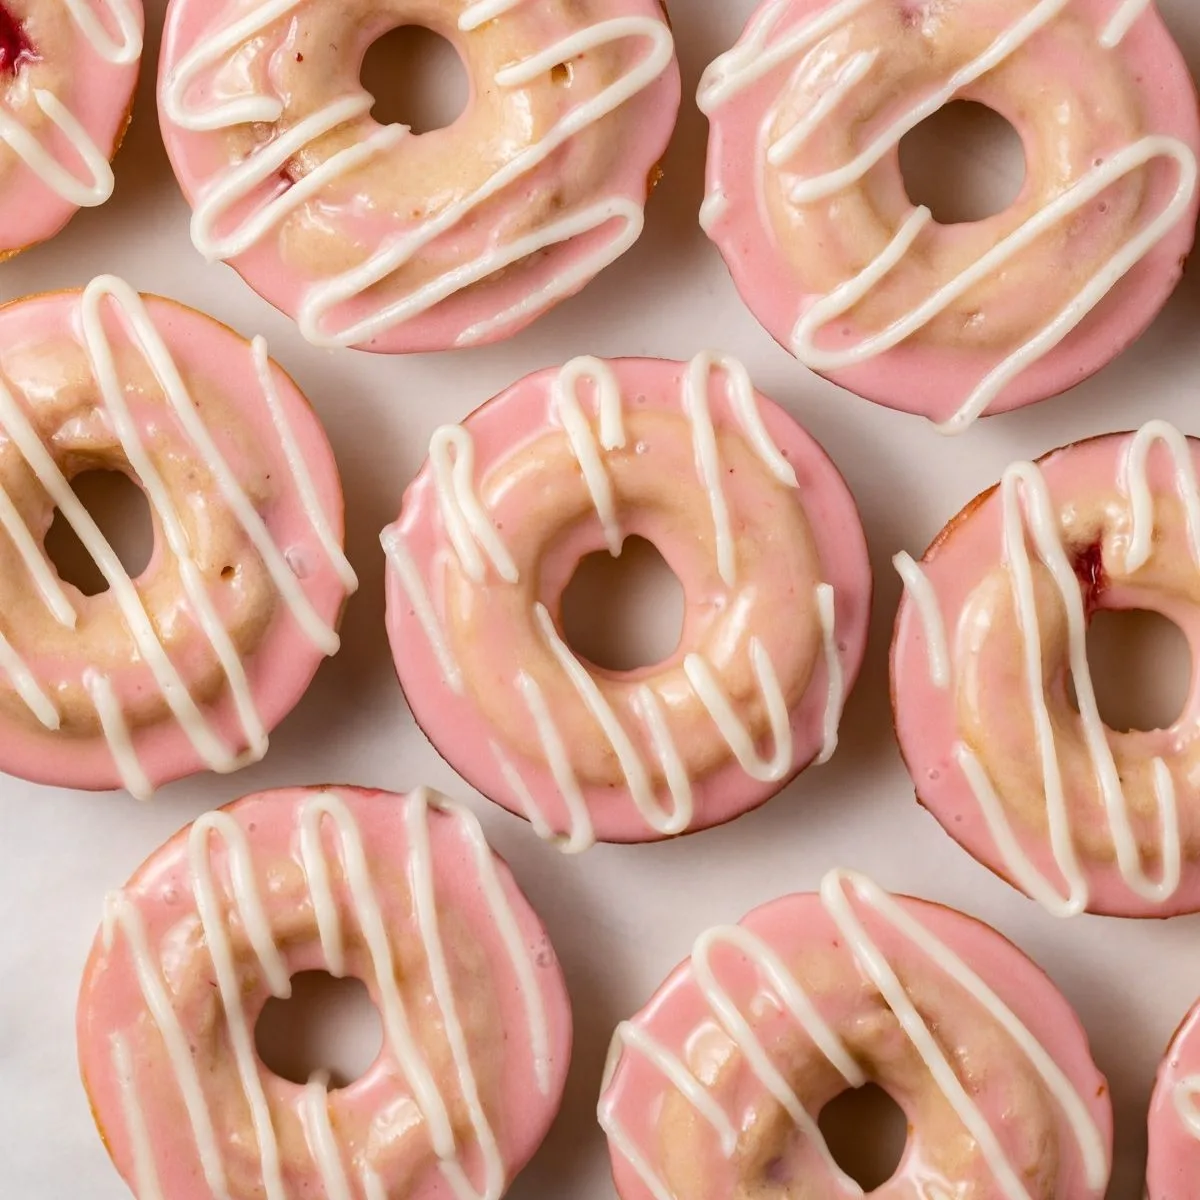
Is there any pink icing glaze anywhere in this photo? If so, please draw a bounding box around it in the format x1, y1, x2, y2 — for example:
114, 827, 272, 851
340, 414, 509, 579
1147, 997, 1200, 1199
891, 429, 1200, 918
599, 876, 1112, 1200
0, 284, 354, 794
382, 356, 872, 847
700, 0, 1200, 426
76, 784, 573, 1200
156, 0, 681, 355
0, 0, 143, 255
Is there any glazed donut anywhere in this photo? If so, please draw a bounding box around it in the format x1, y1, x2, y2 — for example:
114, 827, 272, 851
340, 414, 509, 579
77, 785, 572, 1200
0, 277, 356, 797
0, 0, 142, 257
892, 421, 1200, 918
1148, 997, 1200, 1198
598, 869, 1112, 1200
698, 0, 1200, 431
158, 0, 680, 354
382, 354, 871, 850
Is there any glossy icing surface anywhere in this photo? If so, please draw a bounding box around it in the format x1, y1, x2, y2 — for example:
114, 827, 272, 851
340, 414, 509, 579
382, 355, 871, 849
699, 0, 1200, 428
157, 0, 681, 354
0, 279, 356, 795
0, 0, 143, 255
598, 870, 1111, 1200
77, 785, 572, 1200
1148, 996, 1200, 1199
892, 423, 1200, 918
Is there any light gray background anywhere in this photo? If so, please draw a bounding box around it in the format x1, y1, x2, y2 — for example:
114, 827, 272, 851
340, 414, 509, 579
2, 1, 1200, 1196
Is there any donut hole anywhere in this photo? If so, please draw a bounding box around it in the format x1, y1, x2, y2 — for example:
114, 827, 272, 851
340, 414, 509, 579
560, 536, 684, 671
360, 25, 469, 135
899, 101, 1026, 225
255, 972, 383, 1089
817, 1084, 909, 1191
1073, 609, 1191, 733
45, 470, 154, 597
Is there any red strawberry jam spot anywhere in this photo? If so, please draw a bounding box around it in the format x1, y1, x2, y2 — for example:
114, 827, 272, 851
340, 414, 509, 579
0, 4, 34, 75
1073, 539, 1106, 612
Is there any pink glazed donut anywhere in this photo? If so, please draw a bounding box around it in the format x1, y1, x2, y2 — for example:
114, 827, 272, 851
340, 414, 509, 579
157, 0, 681, 354
892, 421, 1200, 919
77, 785, 572, 1200
382, 354, 871, 850
0, 0, 142, 257
698, 0, 1200, 432
598, 869, 1112, 1200
0, 278, 357, 798
1148, 998, 1200, 1199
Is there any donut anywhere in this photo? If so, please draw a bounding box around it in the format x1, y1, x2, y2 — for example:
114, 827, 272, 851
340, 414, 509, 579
0, 276, 356, 797
0, 0, 142, 258
1148, 997, 1200, 1199
157, 0, 681, 354
891, 420, 1200, 918
598, 869, 1112, 1200
698, 0, 1200, 432
381, 354, 871, 850
77, 784, 572, 1200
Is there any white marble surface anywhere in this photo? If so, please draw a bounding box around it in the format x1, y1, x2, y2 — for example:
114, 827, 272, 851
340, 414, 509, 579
3, 1, 1200, 1197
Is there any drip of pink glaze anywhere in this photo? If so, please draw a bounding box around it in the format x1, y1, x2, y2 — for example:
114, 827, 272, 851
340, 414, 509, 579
0, 3, 35, 74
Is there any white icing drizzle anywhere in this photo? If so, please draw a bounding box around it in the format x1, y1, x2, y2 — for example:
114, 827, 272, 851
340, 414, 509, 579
430, 425, 519, 585
252, 337, 358, 591
950, 443, 1185, 915
601, 869, 1108, 1200
554, 356, 627, 557
1121, 419, 1200, 572
516, 669, 599, 854
380, 526, 465, 693
398, 354, 824, 849
190, 813, 290, 1200
162, 4, 673, 348
0, 88, 115, 207
104, 789, 552, 1197
0, 624, 58, 730
459, 0, 527, 34
0, 277, 350, 791
698, 188, 728, 235
1100, 0, 1151, 48
816, 583, 842, 764
301, 1074, 355, 1200
86, 671, 152, 800
1174, 1075, 1200, 1138
110, 1033, 165, 1200
684, 640, 793, 782
893, 551, 951, 689
65, 0, 143, 64
699, 0, 1198, 432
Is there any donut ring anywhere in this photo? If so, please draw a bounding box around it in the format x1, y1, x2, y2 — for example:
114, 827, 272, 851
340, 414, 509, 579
158, 0, 680, 354
598, 869, 1112, 1200
77, 785, 572, 1200
698, 0, 1200, 431
382, 354, 871, 850
892, 421, 1200, 918
0, 0, 143, 257
1148, 997, 1200, 1198
0, 277, 356, 797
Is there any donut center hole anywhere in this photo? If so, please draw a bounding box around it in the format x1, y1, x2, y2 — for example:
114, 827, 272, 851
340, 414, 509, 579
360, 26, 469, 134
1075, 608, 1191, 733
899, 101, 1026, 224
818, 1084, 908, 1191
560, 536, 684, 671
45, 470, 154, 597
255, 972, 383, 1089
